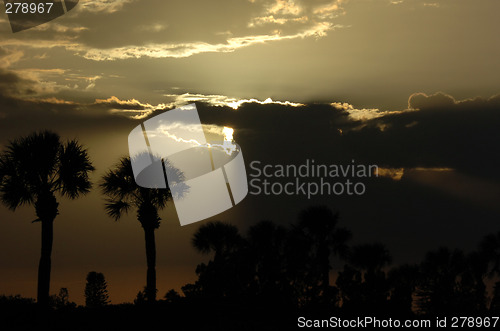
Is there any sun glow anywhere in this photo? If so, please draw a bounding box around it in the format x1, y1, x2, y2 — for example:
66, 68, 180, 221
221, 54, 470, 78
223, 126, 234, 142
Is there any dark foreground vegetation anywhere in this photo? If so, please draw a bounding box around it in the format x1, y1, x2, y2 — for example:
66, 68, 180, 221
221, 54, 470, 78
3, 206, 500, 330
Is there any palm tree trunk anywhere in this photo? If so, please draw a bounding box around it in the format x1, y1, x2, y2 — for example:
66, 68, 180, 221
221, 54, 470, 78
319, 244, 330, 294
37, 218, 53, 306
475, 278, 486, 312
35, 192, 58, 307
144, 227, 157, 302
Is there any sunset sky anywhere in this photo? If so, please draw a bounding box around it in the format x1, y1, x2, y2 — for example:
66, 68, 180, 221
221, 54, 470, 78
1, 0, 500, 304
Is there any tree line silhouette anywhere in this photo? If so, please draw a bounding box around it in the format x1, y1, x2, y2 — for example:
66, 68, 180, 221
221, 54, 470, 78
1, 130, 500, 327
178, 214, 500, 317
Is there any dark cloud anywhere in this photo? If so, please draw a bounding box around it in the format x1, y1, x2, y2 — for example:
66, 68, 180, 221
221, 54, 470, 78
2, 68, 499, 182
115, 92, 500, 185
0, 68, 136, 151
0, 69, 37, 97
343, 93, 500, 181
408, 92, 456, 110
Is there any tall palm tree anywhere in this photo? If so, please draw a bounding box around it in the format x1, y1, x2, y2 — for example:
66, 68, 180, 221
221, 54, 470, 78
0, 131, 94, 306
100, 157, 184, 302
297, 205, 351, 295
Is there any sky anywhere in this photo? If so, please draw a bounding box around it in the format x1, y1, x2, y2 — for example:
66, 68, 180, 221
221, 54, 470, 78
1, 0, 500, 304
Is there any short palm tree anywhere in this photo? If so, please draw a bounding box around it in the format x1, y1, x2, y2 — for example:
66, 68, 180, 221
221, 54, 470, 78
349, 243, 392, 276
0, 131, 94, 306
100, 157, 184, 302
298, 205, 352, 295
191, 221, 246, 297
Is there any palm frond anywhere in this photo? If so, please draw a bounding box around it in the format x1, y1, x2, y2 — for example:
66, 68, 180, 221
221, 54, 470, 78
57, 139, 95, 199
0, 131, 95, 210
12, 131, 60, 188
0, 173, 34, 210
0, 134, 46, 209
192, 221, 242, 256
104, 199, 131, 221
100, 157, 137, 200
101, 156, 177, 220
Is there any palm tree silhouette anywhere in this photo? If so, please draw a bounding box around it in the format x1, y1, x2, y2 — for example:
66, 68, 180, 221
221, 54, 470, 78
349, 243, 392, 312
191, 221, 245, 297
461, 251, 489, 313
297, 206, 351, 296
416, 247, 466, 315
192, 221, 243, 264
349, 243, 392, 276
247, 220, 288, 295
100, 156, 185, 302
387, 264, 420, 315
479, 231, 500, 277
0, 131, 94, 306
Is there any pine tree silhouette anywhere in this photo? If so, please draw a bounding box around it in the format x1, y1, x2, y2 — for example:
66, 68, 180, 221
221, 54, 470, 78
84, 271, 110, 307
